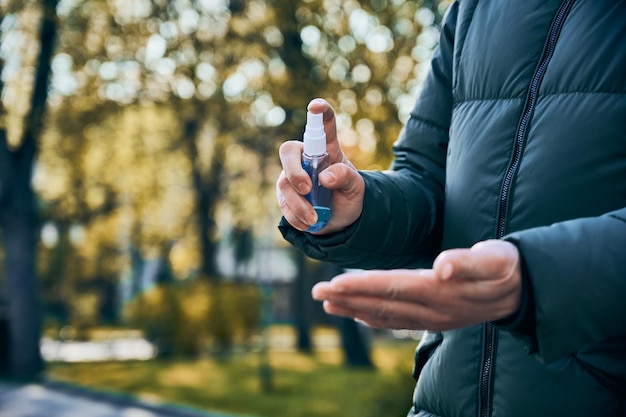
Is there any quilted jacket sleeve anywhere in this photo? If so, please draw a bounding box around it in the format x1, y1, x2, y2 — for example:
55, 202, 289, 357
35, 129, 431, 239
504, 208, 626, 364
278, 2, 459, 270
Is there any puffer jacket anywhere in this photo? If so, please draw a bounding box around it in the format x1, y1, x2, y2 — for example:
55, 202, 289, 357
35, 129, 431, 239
279, 0, 626, 416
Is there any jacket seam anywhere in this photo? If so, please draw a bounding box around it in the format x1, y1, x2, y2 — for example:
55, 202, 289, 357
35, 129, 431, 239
454, 90, 625, 106
539, 90, 626, 98
608, 214, 626, 225
453, 96, 524, 106
452, 0, 480, 93
408, 114, 450, 133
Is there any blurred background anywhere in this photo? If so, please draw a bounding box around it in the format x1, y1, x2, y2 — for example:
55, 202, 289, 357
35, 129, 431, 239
0, 0, 448, 416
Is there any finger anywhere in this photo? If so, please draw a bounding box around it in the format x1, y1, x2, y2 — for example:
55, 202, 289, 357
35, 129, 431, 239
433, 240, 519, 282
277, 195, 315, 231
307, 98, 343, 163
312, 269, 437, 303
319, 163, 364, 197
320, 297, 458, 331
279, 140, 310, 195
320, 299, 422, 329
276, 171, 317, 230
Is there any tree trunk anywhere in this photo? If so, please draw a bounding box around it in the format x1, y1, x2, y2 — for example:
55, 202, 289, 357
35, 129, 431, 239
337, 317, 374, 368
293, 250, 312, 352
0, 132, 44, 380
0, 0, 58, 379
184, 113, 224, 281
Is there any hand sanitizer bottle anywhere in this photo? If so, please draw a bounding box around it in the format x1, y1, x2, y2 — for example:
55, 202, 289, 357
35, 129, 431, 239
302, 111, 332, 232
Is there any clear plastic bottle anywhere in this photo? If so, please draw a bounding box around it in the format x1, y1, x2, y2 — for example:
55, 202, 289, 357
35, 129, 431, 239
302, 111, 332, 232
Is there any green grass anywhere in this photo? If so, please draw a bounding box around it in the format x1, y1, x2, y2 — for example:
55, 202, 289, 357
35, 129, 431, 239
45, 330, 418, 417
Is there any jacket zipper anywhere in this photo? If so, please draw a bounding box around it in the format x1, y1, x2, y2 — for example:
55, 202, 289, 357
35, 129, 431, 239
480, 1, 576, 417
496, 0, 576, 237
479, 324, 497, 417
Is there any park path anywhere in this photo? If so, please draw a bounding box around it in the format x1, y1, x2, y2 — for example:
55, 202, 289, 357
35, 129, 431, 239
0, 382, 249, 417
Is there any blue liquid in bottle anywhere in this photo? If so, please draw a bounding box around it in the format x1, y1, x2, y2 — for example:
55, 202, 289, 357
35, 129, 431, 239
302, 154, 332, 232
302, 111, 332, 232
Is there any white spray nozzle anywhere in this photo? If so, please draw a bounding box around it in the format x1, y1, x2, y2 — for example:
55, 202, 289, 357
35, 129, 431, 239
303, 111, 326, 156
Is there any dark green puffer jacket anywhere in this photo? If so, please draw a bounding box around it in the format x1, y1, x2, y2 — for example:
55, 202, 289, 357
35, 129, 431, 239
279, 0, 626, 416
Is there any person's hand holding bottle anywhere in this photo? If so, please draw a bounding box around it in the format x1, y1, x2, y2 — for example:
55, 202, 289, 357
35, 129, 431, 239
276, 98, 365, 233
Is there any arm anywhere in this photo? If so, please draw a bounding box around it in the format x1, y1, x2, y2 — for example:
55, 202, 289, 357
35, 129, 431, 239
504, 208, 626, 362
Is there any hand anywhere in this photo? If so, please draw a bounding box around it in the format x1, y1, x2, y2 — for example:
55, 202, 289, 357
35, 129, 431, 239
276, 98, 364, 233
311, 240, 522, 331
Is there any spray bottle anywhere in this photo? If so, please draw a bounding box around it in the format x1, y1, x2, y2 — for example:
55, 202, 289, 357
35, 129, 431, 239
302, 111, 332, 232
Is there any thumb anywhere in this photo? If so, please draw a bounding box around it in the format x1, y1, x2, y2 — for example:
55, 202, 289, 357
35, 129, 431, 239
433, 240, 518, 282
319, 163, 363, 195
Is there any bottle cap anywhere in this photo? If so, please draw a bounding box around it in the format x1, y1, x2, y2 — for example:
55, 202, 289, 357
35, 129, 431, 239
303, 111, 326, 156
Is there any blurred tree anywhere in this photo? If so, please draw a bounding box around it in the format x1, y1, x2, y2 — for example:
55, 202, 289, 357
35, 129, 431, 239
42, 0, 304, 284
294, 251, 313, 352
0, 0, 58, 379
230, 223, 253, 281
0, 42, 9, 378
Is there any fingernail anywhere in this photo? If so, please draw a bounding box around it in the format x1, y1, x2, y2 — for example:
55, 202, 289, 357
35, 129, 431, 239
308, 98, 325, 110
440, 263, 453, 280
311, 282, 327, 300
320, 171, 335, 185
306, 212, 317, 225
297, 182, 309, 195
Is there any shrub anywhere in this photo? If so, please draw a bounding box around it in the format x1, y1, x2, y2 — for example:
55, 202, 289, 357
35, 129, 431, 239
124, 280, 261, 357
